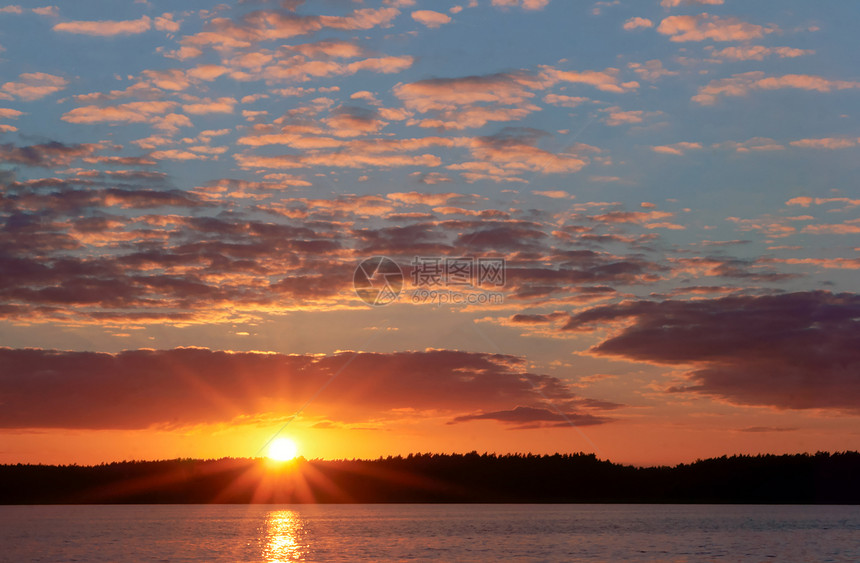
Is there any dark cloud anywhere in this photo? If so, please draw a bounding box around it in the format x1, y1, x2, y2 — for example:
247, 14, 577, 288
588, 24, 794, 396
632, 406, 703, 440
0, 142, 99, 167
450, 405, 613, 429
0, 347, 613, 430
510, 312, 566, 324
674, 256, 798, 282
455, 221, 547, 251
736, 426, 799, 433
480, 127, 551, 147
353, 222, 453, 255
83, 156, 157, 167
503, 260, 658, 300
564, 291, 860, 412
0, 168, 806, 325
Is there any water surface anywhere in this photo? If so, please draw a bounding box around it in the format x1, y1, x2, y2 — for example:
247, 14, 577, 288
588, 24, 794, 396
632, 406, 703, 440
2, 504, 858, 562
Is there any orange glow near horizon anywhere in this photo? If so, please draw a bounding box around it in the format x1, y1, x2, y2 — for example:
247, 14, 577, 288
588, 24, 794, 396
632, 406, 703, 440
2, 414, 858, 468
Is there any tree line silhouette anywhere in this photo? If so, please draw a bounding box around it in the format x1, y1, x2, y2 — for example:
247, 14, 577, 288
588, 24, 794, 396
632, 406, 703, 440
2, 451, 859, 504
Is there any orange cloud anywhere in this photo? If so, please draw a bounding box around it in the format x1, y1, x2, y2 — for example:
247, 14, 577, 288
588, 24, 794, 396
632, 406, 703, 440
387, 192, 470, 206
757, 74, 860, 92
707, 45, 814, 61
187, 65, 229, 81
627, 60, 678, 81
533, 190, 572, 199
237, 133, 344, 149
253, 55, 413, 83
786, 197, 860, 208
726, 215, 798, 239
140, 69, 190, 91
285, 40, 365, 59
345, 56, 414, 75
491, 0, 550, 9
33, 6, 58, 16
182, 97, 237, 115
693, 72, 860, 105
235, 152, 441, 170
410, 106, 538, 130
623, 17, 652, 30
182, 7, 399, 50
150, 149, 211, 161
352, 136, 466, 153
53, 15, 151, 36
411, 10, 451, 28
164, 46, 202, 60
773, 258, 860, 270
393, 72, 543, 129
542, 94, 590, 107
660, 0, 723, 6
591, 210, 674, 225
1, 72, 67, 101
152, 113, 193, 134
668, 256, 789, 280
713, 137, 784, 152
395, 73, 540, 112
61, 101, 178, 124
351, 90, 381, 105
658, 14, 773, 42
789, 137, 858, 150
410, 171, 452, 185
802, 221, 860, 235
541, 66, 638, 93
449, 133, 590, 181
319, 7, 400, 30
602, 107, 659, 126
651, 141, 702, 155
154, 13, 180, 33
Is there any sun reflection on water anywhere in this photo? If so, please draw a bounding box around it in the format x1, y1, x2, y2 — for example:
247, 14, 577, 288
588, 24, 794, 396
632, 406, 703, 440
263, 510, 307, 562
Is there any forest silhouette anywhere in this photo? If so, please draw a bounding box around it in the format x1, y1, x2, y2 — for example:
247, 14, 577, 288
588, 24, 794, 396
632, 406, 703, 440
2, 452, 859, 504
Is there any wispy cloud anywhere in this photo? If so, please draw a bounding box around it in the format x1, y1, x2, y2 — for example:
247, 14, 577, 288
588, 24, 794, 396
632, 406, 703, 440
53, 15, 152, 36
411, 10, 451, 28
623, 17, 652, 31
1, 72, 67, 101
658, 14, 774, 42
693, 72, 860, 105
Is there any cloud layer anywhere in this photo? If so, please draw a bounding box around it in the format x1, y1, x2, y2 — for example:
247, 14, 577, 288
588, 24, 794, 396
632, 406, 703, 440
0, 347, 612, 429
563, 291, 860, 412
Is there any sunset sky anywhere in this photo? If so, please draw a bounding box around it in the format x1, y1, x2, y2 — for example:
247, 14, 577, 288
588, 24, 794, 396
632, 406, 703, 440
1, 0, 858, 466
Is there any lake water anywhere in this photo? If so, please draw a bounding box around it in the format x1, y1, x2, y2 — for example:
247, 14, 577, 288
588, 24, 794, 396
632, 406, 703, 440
1, 504, 858, 562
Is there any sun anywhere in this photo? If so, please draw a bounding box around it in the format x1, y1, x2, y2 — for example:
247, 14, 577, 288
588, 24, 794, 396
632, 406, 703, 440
267, 437, 299, 462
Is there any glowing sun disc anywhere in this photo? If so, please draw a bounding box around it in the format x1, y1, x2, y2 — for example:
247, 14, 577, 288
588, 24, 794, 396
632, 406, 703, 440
268, 438, 298, 461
